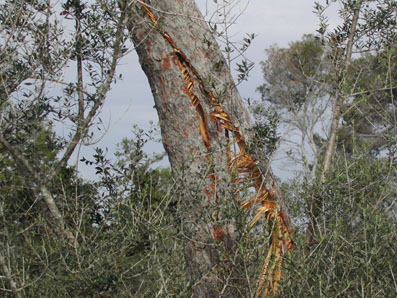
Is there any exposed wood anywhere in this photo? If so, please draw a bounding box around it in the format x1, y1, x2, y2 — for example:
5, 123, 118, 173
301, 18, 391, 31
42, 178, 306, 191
127, 1, 293, 296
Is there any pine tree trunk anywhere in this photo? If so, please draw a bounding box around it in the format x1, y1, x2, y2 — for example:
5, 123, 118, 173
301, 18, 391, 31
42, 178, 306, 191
127, 1, 292, 296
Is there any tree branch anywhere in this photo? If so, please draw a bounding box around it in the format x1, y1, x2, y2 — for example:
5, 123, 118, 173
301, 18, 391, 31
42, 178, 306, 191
0, 134, 73, 241
320, 1, 361, 183
50, 2, 128, 180
0, 255, 21, 298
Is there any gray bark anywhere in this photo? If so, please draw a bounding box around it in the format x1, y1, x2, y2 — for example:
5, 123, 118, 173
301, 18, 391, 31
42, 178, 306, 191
307, 2, 362, 249
127, 1, 290, 296
320, 2, 361, 182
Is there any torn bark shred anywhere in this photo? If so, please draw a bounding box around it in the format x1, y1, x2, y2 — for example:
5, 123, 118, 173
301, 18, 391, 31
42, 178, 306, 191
140, 1, 294, 296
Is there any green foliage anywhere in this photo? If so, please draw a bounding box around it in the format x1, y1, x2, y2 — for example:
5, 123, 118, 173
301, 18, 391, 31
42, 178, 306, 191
0, 125, 188, 297
0, 120, 66, 221
339, 43, 397, 155
281, 150, 396, 297
1, 0, 396, 296
255, 1, 397, 296
257, 34, 332, 112
76, 128, 188, 297
0, 131, 98, 296
254, 34, 335, 174
248, 105, 280, 155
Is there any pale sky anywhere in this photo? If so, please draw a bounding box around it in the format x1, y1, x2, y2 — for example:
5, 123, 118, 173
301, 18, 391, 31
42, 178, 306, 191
71, 0, 340, 180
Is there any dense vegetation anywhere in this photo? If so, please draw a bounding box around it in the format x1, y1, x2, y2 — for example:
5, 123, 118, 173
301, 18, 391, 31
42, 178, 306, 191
0, 0, 395, 297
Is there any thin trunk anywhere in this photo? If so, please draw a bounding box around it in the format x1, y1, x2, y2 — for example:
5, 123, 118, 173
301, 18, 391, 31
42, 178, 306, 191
0, 134, 74, 242
320, 2, 361, 183
307, 2, 361, 248
0, 255, 21, 298
127, 1, 293, 297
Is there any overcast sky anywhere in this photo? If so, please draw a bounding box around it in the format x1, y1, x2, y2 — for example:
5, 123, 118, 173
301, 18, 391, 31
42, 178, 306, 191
72, 0, 340, 180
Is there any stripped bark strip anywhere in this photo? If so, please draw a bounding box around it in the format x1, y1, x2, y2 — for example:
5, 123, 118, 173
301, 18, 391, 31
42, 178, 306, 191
140, 1, 293, 295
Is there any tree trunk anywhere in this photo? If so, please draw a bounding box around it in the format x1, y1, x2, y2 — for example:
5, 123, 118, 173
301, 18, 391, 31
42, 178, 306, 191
307, 2, 362, 249
127, 1, 293, 296
320, 2, 361, 183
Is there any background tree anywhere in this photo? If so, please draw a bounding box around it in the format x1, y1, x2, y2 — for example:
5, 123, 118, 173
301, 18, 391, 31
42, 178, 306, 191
0, 0, 143, 295
255, 0, 396, 295
256, 34, 333, 179
1, 0, 395, 296
339, 43, 397, 155
0, 0, 129, 237
1, 0, 291, 296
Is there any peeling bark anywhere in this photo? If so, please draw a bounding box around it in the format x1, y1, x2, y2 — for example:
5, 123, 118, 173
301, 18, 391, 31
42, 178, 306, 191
127, 1, 292, 296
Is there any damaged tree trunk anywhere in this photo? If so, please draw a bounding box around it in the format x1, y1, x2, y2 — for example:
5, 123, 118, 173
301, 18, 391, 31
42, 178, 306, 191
127, 1, 293, 297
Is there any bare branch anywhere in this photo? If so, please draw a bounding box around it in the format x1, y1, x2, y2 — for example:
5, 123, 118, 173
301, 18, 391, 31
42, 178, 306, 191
50, 2, 128, 180
0, 134, 73, 241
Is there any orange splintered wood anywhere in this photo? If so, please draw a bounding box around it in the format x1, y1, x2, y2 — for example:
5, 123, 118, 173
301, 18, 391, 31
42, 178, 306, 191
140, 1, 293, 296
